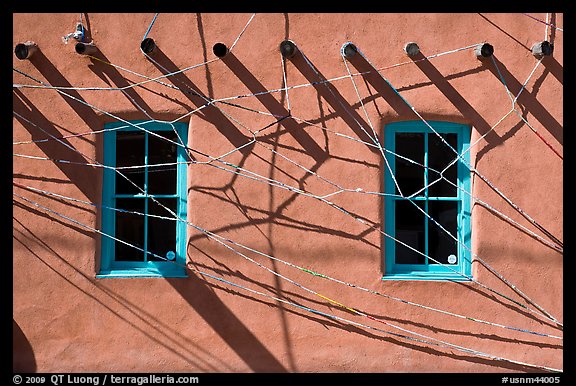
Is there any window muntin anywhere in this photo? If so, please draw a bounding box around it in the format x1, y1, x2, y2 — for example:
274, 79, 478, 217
98, 121, 188, 278
384, 121, 471, 280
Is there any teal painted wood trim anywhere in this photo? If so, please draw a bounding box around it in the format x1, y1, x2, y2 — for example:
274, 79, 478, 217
384, 125, 396, 279
383, 120, 472, 281
381, 272, 472, 282
96, 267, 188, 279
100, 120, 189, 278
100, 125, 116, 274
175, 121, 189, 276
459, 123, 473, 276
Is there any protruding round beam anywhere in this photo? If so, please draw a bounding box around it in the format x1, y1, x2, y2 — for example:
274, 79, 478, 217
341, 42, 357, 59
14, 41, 38, 60
531, 41, 554, 57
403, 42, 420, 57
475, 43, 494, 59
140, 37, 156, 54
279, 40, 298, 59
75, 42, 98, 55
212, 42, 229, 58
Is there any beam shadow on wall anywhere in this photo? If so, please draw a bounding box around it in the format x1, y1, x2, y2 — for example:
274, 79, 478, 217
180, 263, 551, 373
364, 308, 562, 350
542, 13, 562, 86
188, 253, 562, 350
221, 52, 328, 164
409, 50, 502, 160
86, 49, 156, 121
343, 51, 417, 120
13, 90, 99, 204
24, 49, 101, 146
287, 49, 382, 155
408, 50, 563, 251
453, 280, 562, 332
12, 218, 233, 372
485, 56, 563, 146
185, 182, 380, 249
183, 58, 381, 253
166, 273, 289, 372
213, 49, 382, 249
13, 209, 559, 373
143, 47, 254, 157
408, 52, 563, 327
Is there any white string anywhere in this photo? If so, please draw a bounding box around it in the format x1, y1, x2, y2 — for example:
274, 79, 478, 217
365, 60, 562, 324
513, 57, 543, 108
11, 188, 563, 372
13, 14, 564, 371
13, 130, 564, 374
142, 13, 159, 41
484, 57, 563, 243
13, 28, 563, 328
12, 42, 484, 97
191, 268, 561, 372
333, 43, 561, 323
522, 13, 562, 32
14, 76, 564, 319
14, 69, 563, 259
544, 13, 550, 41
340, 45, 404, 197
281, 52, 291, 113
229, 13, 256, 52
13, 142, 562, 325
15, 178, 564, 342
346, 44, 561, 322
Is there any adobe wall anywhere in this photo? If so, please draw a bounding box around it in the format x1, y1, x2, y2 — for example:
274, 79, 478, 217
13, 13, 563, 372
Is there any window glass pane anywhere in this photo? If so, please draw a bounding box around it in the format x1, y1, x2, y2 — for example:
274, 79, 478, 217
148, 131, 179, 195
428, 133, 458, 197
147, 198, 177, 262
115, 198, 145, 261
116, 132, 145, 195
428, 201, 458, 265
395, 200, 425, 264
394, 132, 424, 197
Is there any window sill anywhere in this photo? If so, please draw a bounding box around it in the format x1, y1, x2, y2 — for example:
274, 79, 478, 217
382, 272, 472, 281
96, 268, 188, 279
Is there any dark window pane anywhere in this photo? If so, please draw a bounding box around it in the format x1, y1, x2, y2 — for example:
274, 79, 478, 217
428, 201, 458, 265
116, 168, 146, 195
116, 132, 145, 194
115, 198, 145, 261
148, 131, 179, 195
428, 133, 458, 197
147, 198, 177, 262
394, 132, 424, 197
395, 200, 425, 264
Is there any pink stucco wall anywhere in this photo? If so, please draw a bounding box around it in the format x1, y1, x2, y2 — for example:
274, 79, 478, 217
13, 13, 563, 373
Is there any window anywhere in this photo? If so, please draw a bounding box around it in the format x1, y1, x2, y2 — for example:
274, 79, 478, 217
98, 121, 188, 278
383, 121, 471, 280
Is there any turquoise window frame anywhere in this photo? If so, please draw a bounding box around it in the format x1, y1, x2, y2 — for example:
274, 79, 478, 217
383, 121, 472, 281
98, 120, 188, 278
